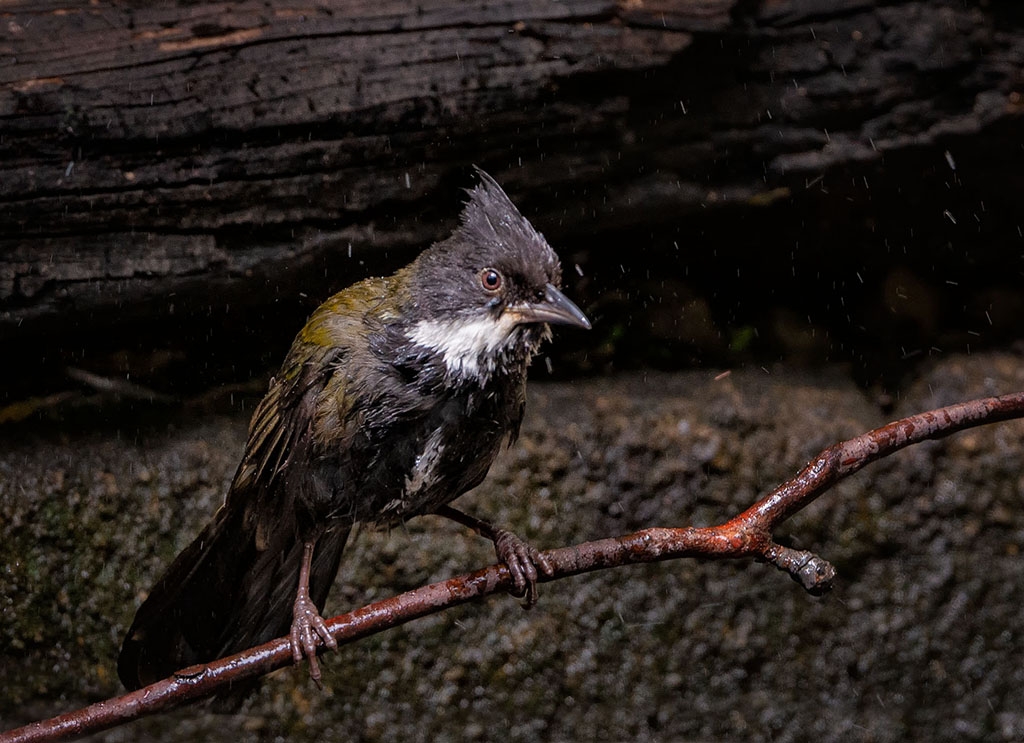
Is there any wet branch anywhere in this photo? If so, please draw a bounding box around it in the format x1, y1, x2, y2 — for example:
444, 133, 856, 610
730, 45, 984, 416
4, 392, 1024, 743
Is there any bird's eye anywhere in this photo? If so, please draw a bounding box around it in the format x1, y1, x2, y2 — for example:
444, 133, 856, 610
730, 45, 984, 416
480, 268, 502, 292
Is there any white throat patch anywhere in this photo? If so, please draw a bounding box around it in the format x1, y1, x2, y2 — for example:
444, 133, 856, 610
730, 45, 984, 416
407, 313, 520, 381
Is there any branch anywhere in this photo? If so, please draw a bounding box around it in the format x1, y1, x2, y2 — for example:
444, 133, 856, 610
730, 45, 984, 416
4, 392, 1023, 743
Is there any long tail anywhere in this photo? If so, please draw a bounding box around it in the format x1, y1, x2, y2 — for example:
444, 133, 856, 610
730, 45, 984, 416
118, 503, 349, 694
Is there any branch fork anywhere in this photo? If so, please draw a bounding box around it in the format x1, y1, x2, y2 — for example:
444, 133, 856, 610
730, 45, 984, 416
4, 392, 1023, 743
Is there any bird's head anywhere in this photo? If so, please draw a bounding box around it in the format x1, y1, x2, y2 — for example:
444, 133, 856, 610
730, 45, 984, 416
401, 168, 590, 382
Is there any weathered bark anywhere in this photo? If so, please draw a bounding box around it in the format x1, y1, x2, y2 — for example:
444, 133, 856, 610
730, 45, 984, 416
0, 1, 706, 322
1, 0, 1022, 396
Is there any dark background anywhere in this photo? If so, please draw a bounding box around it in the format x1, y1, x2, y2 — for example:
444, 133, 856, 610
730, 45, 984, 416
2, 0, 1022, 410
2, 1, 1024, 741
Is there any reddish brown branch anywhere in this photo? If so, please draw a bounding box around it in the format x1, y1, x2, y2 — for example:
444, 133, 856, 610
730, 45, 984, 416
4, 392, 1023, 743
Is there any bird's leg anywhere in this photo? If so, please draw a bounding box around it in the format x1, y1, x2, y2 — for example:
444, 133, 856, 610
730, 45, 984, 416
290, 540, 338, 687
435, 504, 553, 608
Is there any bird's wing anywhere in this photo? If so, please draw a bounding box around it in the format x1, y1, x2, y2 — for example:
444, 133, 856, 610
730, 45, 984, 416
117, 346, 346, 689
228, 341, 347, 503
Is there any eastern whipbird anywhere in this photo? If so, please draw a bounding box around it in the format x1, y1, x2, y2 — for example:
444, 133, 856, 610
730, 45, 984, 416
118, 169, 591, 697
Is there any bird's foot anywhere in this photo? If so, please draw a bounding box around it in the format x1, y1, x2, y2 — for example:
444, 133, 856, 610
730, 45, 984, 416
492, 528, 554, 609
290, 594, 338, 688
433, 506, 553, 609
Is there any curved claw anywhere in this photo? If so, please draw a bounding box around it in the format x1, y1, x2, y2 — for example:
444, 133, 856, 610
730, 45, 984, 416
493, 528, 554, 609
433, 507, 553, 609
290, 593, 338, 688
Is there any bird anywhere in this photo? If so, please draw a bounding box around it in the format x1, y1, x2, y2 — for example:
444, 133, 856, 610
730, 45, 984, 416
117, 168, 591, 698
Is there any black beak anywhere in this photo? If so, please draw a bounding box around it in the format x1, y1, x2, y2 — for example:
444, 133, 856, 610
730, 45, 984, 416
514, 283, 591, 330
